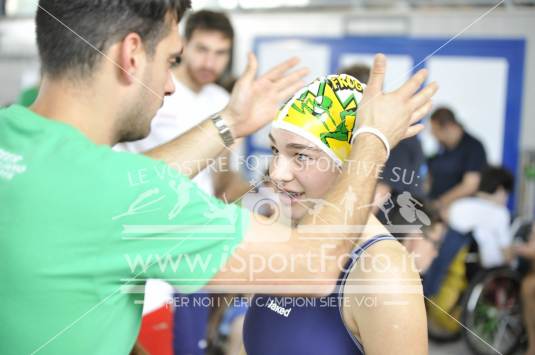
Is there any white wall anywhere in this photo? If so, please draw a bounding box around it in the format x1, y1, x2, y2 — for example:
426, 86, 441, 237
228, 7, 535, 150
0, 18, 38, 105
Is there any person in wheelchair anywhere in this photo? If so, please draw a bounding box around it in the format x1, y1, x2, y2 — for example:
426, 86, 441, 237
424, 167, 514, 294
447, 166, 515, 268
423, 166, 515, 340
455, 220, 530, 355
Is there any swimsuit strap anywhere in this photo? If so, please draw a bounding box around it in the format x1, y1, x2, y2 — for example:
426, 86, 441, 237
337, 234, 397, 353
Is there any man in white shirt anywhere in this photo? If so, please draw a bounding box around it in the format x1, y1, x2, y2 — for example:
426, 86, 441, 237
117, 10, 239, 195
115, 10, 248, 354
447, 167, 515, 268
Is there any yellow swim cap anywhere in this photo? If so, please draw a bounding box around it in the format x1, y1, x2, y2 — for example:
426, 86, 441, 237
272, 74, 365, 165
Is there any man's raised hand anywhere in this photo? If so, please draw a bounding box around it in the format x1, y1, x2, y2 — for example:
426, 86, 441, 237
221, 52, 309, 139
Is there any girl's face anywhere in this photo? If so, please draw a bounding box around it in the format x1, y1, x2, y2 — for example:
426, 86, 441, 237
268, 128, 340, 222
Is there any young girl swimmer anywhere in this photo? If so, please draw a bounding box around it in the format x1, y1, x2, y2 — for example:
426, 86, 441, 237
242, 74, 428, 355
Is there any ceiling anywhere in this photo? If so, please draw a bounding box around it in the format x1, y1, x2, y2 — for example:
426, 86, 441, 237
2, 0, 534, 17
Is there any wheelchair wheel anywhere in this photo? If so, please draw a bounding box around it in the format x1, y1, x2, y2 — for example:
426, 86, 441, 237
461, 268, 524, 355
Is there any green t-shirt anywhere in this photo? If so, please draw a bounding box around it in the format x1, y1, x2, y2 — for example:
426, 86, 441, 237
0, 105, 248, 354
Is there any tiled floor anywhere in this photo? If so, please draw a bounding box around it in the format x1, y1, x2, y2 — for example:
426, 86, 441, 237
429, 340, 471, 355
429, 339, 525, 355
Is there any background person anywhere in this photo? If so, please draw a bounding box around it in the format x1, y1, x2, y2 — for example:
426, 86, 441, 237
447, 166, 515, 268
427, 107, 488, 214
423, 167, 515, 336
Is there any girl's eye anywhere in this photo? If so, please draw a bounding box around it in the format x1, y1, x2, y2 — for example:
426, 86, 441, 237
271, 145, 279, 155
295, 153, 312, 162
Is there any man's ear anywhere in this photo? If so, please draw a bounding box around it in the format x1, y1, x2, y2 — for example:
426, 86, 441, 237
118, 32, 146, 85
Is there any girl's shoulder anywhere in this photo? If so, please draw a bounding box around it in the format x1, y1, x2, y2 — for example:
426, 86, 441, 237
345, 236, 419, 289
340, 236, 427, 354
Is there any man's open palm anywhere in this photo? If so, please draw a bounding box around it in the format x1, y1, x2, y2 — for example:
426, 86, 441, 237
223, 53, 309, 138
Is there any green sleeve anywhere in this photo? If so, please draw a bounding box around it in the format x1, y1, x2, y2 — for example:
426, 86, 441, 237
99, 149, 249, 294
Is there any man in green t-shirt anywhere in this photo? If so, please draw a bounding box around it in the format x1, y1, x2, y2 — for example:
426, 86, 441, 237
0, 1, 437, 354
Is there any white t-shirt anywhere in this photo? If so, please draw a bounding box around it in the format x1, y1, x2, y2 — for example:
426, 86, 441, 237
115, 76, 230, 195
114, 76, 230, 315
448, 197, 511, 268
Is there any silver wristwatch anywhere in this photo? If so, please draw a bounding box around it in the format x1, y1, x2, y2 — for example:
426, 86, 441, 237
210, 114, 235, 147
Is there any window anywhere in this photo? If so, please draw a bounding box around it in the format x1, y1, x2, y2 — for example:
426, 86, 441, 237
5, 0, 38, 17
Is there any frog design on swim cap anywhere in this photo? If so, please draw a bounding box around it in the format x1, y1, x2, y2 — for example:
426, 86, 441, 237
272, 74, 365, 165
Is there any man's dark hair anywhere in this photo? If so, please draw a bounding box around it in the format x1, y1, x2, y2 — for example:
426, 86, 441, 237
338, 63, 370, 84
479, 166, 514, 194
184, 10, 234, 41
430, 107, 459, 127
36, 0, 191, 78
